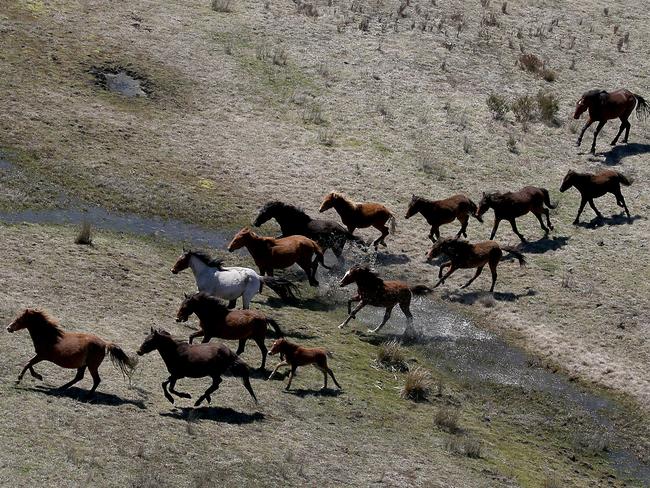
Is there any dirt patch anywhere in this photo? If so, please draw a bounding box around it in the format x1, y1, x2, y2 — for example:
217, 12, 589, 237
89, 66, 150, 97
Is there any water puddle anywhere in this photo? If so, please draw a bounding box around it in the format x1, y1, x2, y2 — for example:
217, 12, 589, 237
90, 67, 148, 97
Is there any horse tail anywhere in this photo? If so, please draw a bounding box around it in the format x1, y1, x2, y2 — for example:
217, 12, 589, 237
266, 318, 284, 338
229, 357, 258, 404
467, 199, 483, 222
541, 188, 557, 209
313, 245, 332, 270
501, 247, 526, 267
106, 343, 138, 379
616, 172, 633, 186
262, 277, 299, 302
388, 213, 397, 234
633, 94, 650, 120
410, 284, 434, 295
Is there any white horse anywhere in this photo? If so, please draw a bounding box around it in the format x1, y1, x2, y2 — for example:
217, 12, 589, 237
171, 250, 297, 309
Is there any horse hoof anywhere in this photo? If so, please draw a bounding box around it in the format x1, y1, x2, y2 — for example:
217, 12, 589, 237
338, 323, 346, 329
573, 220, 580, 225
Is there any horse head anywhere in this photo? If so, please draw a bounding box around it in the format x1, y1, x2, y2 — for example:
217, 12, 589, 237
253, 201, 280, 227
404, 195, 422, 219
227, 227, 253, 252
560, 170, 576, 192
137, 327, 166, 355
475, 192, 495, 218
171, 249, 192, 274
319, 192, 339, 212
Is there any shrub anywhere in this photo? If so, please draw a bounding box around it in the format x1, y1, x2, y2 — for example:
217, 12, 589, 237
296, 1, 319, 17
464, 437, 482, 458
302, 103, 326, 125
317, 129, 334, 146
537, 90, 559, 123
518, 53, 543, 73
272, 47, 288, 66
400, 367, 431, 401
75, 221, 93, 245
486, 93, 508, 120
511, 95, 535, 124
434, 407, 460, 433
541, 68, 556, 82
211, 0, 233, 12
377, 340, 409, 371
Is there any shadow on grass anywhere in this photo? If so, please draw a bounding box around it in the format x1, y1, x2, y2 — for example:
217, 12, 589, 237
516, 235, 570, 254
161, 406, 265, 424
284, 388, 343, 398
264, 295, 337, 312
604, 143, 650, 165
27, 385, 146, 408
374, 252, 411, 266
575, 213, 642, 229
442, 289, 536, 304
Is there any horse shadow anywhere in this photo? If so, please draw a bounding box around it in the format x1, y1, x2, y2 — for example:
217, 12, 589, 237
264, 295, 337, 313
516, 235, 570, 254
441, 289, 536, 304
604, 143, 650, 165
284, 388, 343, 398
575, 213, 642, 229
373, 252, 411, 266
27, 385, 146, 408
161, 406, 265, 424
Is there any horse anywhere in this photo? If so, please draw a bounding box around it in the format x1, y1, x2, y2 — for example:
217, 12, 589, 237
337, 265, 432, 334
267, 338, 341, 391
176, 292, 283, 370
426, 238, 526, 292
560, 169, 632, 224
171, 249, 298, 308
476, 186, 556, 242
253, 201, 365, 258
318, 192, 396, 249
227, 228, 330, 286
574, 89, 649, 154
136, 328, 257, 407
7, 309, 137, 394
405, 194, 483, 242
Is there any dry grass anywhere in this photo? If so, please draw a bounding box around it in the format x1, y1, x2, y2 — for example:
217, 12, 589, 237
210, 0, 233, 13
434, 407, 460, 433
400, 367, 432, 402
74, 221, 93, 246
486, 93, 508, 120
376, 339, 409, 372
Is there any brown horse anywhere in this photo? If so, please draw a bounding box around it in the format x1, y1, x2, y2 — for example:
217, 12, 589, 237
319, 192, 396, 249
227, 228, 330, 286
560, 169, 632, 224
136, 328, 257, 407
267, 338, 341, 391
476, 186, 556, 242
405, 194, 483, 242
426, 238, 526, 292
338, 265, 432, 333
7, 309, 137, 394
574, 89, 649, 154
176, 292, 283, 369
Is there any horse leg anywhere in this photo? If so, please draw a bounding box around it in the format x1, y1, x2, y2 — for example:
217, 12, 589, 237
574, 198, 587, 224
614, 190, 631, 218
227, 299, 237, 309
489, 259, 499, 292
590, 120, 606, 154
611, 119, 626, 145
254, 336, 268, 370
88, 366, 101, 394
428, 226, 436, 243
457, 215, 469, 238
236, 338, 247, 355
398, 301, 415, 336
339, 301, 366, 328
168, 377, 192, 399
509, 219, 526, 242
577, 118, 594, 146
299, 259, 318, 287
195, 376, 222, 406
162, 377, 176, 404
461, 266, 484, 289
316, 365, 328, 389
433, 265, 457, 288
16, 355, 44, 384
285, 365, 298, 390
347, 294, 361, 314
489, 218, 501, 240
58, 367, 86, 391
369, 305, 394, 333
438, 261, 451, 278
533, 211, 550, 235
372, 225, 389, 249
588, 199, 603, 219
544, 207, 554, 230
623, 120, 631, 143
268, 360, 288, 380
327, 368, 342, 389
188, 330, 204, 344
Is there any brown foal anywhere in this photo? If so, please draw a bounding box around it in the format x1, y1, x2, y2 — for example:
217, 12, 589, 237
405, 194, 482, 242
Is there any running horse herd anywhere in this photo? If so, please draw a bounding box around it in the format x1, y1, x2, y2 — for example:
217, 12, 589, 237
6, 88, 647, 408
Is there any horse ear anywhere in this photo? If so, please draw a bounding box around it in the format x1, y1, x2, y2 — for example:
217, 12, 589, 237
150, 326, 154, 333
184, 292, 190, 299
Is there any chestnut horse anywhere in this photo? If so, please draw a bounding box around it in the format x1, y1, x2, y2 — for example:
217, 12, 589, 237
560, 169, 632, 224
137, 328, 257, 407
476, 186, 556, 242
574, 89, 649, 154
338, 265, 432, 334
227, 228, 330, 286
176, 292, 283, 369
319, 192, 396, 249
268, 338, 341, 391
7, 309, 137, 394
426, 238, 526, 292
405, 194, 482, 242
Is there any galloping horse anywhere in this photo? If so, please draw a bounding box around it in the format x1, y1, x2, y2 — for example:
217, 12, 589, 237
137, 328, 257, 407
253, 201, 364, 258
7, 309, 137, 394
171, 249, 297, 308
426, 238, 526, 292
338, 265, 432, 334
405, 194, 482, 242
560, 169, 632, 224
574, 89, 649, 154
319, 192, 396, 249
176, 292, 284, 369
227, 228, 330, 286
476, 186, 556, 242
268, 338, 342, 391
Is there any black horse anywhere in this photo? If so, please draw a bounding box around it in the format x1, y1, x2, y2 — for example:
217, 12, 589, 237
253, 201, 364, 258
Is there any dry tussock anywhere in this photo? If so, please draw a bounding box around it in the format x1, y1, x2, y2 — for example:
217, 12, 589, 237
377, 339, 409, 372
400, 367, 432, 401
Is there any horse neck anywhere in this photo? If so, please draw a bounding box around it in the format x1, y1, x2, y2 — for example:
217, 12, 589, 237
188, 255, 213, 278
243, 235, 272, 255
27, 323, 62, 347
280, 342, 299, 358
357, 274, 384, 293
154, 336, 184, 366
333, 198, 356, 217
192, 301, 228, 328
275, 209, 311, 229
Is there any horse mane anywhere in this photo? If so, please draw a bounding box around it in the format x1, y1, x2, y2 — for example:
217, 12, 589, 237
330, 192, 357, 208
188, 250, 226, 270
582, 89, 608, 106
352, 265, 385, 287
582, 89, 606, 99
188, 292, 231, 317
25, 310, 65, 341
260, 201, 312, 224
439, 238, 474, 255
154, 328, 187, 345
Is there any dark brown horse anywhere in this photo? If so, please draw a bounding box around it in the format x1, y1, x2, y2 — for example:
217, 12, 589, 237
268, 338, 342, 391
574, 89, 649, 154
7, 309, 137, 394
176, 292, 283, 369
426, 238, 526, 292
560, 169, 632, 224
319, 192, 396, 249
338, 265, 432, 334
476, 186, 556, 242
136, 328, 257, 407
405, 194, 482, 242
227, 227, 330, 286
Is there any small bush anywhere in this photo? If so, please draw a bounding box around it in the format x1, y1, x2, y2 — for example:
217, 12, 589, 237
537, 90, 559, 123
541, 68, 556, 82
377, 340, 409, 371
211, 0, 233, 12
518, 53, 543, 73
486, 93, 508, 120
462, 135, 471, 154
464, 438, 482, 458
75, 221, 93, 245
296, 1, 319, 17
302, 103, 326, 125
317, 128, 334, 146
434, 407, 460, 433
272, 47, 288, 66
400, 367, 431, 401
501, 1, 507, 14
511, 95, 535, 124
359, 15, 371, 32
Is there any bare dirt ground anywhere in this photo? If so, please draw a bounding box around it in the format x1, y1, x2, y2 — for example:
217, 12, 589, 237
1, 0, 649, 486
